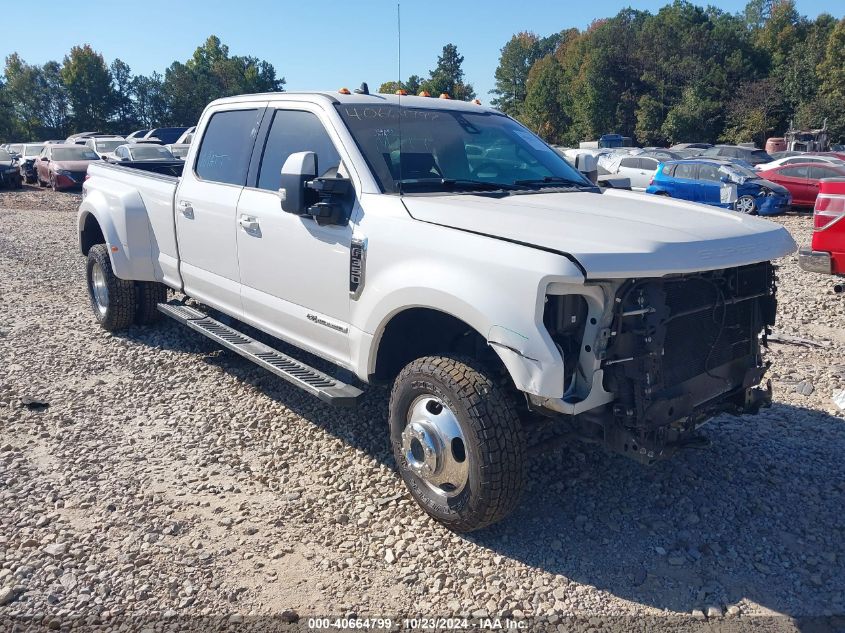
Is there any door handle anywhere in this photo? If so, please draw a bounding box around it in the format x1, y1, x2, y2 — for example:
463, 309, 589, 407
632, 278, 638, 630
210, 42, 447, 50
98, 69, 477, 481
238, 215, 260, 232
178, 200, 194, 219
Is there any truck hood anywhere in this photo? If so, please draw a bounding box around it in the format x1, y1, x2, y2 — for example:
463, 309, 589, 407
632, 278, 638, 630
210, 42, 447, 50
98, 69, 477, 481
402, 189, 797, 279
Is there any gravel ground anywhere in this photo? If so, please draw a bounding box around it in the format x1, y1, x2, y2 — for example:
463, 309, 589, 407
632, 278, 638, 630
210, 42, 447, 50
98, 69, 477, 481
1, 185, 844, 632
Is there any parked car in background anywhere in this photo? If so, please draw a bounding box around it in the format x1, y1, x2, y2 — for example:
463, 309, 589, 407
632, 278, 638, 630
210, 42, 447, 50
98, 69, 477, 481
646, 158, 791, 215
110, 144, 177, 162
769, 150, 804, 160
35, 144, 102, 190
640, 149, 684, 162
18, 143, 46, 183
0, 148, 23, 189
140, 127, 190, 145
125, 129, 150, 143
798, 178, 845, 294
702, 144, 773, 166
670, 142, 712, 151
757, 154, 845, 172
601, 154, 661, 190
757, 162, 845, 209
166, 127, 196, 160
66, 132, 104, 144
173, 126, 196, 144
6, 143, 24, 158
84, 136, 126, 161
43, 140, 65, 145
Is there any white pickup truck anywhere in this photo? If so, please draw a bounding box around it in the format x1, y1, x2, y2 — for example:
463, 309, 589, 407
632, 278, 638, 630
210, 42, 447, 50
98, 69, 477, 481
78, 90, 796, 531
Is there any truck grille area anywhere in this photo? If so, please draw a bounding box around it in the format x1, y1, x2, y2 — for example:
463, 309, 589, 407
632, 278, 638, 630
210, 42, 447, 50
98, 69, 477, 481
602, 261, 776, 433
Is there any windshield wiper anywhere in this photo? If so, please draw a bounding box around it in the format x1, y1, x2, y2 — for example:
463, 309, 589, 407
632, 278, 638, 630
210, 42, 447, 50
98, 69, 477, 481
513, 176, 591, 188
396, 178, 525, 192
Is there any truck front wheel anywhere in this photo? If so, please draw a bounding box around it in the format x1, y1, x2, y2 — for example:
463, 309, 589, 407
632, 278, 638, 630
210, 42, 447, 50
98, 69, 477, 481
389, 355, 526, 532
86, 244, 136, 331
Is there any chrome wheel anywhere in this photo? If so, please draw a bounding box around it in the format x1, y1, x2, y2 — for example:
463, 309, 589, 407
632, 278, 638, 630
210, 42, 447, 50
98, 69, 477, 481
90, 262, 109, 316
401, 395, 468, 501
735, 195, 756, 214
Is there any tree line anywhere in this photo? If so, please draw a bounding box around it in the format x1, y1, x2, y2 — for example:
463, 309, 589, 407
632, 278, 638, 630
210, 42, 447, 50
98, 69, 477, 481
0, 36, 284, 141
2, 1, 843, 146
491, 0, 845, 146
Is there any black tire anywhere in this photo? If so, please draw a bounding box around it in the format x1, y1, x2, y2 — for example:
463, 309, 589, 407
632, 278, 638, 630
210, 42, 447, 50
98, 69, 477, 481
655, 191, 670, 197
135, 281, 168, 325
389, 355, 526, 532
86, 244, 136, 331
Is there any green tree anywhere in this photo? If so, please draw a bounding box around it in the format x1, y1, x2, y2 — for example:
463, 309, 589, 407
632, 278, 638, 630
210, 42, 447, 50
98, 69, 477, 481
111, 59, 137, 132
41, 61, 69, 137
720, 77, 786, 145
420, 44, 475, 100
163, 35, 284, 125
132, 72, 168, 128
661, 85, 722, 143
61, 45, 115, 131
521, 55, 568, 142
491, 32, 558, 115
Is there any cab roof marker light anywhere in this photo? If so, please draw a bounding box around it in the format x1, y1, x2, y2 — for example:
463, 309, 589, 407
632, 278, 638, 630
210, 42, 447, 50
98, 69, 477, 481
472, 99, 482, 105
439, 93, 451, 99
338, 88, 351, 95
418, 91, 431, 97
395, 89, 408, 96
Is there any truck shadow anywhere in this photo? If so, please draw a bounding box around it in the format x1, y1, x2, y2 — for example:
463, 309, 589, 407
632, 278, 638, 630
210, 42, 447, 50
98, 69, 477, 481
125, 320, 844, 624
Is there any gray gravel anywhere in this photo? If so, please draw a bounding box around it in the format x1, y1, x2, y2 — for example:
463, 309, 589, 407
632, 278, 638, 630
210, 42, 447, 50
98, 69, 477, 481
1, 185, 844, 631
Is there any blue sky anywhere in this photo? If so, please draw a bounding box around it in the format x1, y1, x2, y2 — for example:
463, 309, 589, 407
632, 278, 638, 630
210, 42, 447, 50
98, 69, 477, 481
2, 0, 837, 101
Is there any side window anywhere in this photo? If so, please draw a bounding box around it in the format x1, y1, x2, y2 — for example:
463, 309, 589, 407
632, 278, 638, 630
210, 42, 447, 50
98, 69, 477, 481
195, 109, 262, 186
698, 164, 721, 182
809, 165, 834, 180
640, 158, 659, 171
781, 166, 809, 178
619, 157, 639, 169
256, 109, 341, 191
674, 163, 698, 180
782, 157, 800, 165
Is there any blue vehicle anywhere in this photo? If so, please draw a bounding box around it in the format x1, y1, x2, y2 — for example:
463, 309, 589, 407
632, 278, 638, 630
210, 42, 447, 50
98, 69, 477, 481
645, 158, 791, 215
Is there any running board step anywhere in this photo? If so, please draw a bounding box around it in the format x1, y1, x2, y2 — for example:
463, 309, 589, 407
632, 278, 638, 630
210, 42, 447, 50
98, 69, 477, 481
157, 302, 363, 407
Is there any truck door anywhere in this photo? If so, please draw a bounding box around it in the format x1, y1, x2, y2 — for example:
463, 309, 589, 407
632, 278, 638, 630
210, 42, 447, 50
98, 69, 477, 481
175, 103, 267, 317
235, 104, 354, 365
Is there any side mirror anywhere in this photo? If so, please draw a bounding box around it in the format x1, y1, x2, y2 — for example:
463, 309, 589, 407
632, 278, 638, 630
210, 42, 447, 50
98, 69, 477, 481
280, 151, 317, 215
575, 153, 598, 184
720, 175, 730, 183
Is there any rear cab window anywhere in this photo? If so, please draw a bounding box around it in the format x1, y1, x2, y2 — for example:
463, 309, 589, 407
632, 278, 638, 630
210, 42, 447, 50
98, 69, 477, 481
194, 109, 263, 186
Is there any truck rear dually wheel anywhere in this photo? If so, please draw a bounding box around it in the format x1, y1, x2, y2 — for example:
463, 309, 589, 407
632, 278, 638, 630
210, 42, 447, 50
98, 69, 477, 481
135, 281, 168, 325
86, 244, 136, 331
389, 355, 526, 532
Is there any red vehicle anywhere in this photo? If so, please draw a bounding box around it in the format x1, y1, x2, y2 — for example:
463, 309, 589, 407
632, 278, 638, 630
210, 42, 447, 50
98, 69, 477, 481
35, 144, 102, 191
798, 178, 845, 294
757, 162, 845, 208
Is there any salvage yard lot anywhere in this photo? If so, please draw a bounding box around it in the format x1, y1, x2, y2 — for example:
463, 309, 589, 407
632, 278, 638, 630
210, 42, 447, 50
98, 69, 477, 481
1, 186, 844, 629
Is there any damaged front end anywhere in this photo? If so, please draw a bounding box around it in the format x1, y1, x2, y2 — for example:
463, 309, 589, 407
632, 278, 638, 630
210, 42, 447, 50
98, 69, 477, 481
539, 261, 778, 464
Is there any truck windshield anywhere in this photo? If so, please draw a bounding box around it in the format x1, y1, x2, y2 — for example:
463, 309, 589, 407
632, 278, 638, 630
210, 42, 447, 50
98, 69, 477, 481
335, 104, 590, 194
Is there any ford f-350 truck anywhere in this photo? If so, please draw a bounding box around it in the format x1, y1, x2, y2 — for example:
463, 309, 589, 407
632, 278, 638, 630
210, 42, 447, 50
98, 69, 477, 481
78, 91, 796, 531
